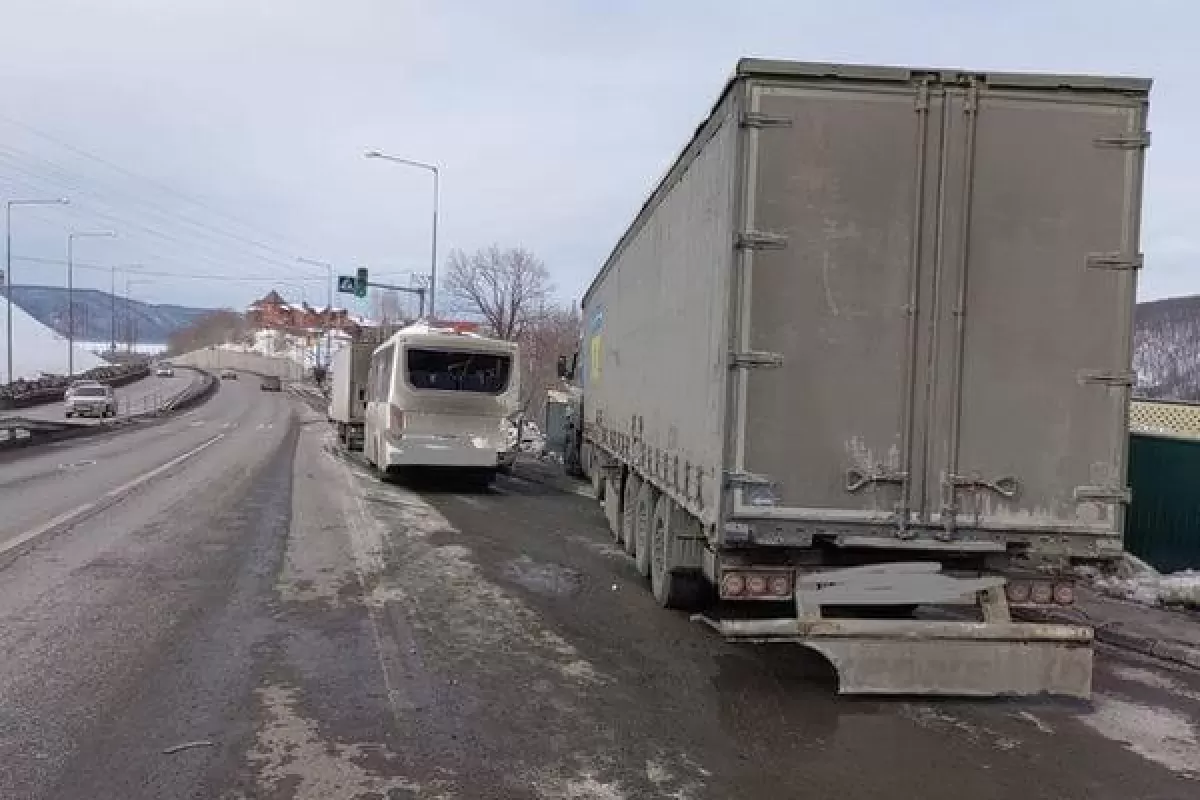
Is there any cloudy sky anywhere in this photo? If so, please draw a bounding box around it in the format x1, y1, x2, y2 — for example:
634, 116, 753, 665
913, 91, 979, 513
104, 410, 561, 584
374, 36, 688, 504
0, 0, 1195, 312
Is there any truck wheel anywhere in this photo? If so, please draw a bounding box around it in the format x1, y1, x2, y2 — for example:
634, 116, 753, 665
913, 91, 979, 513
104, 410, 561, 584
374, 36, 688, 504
590, 449, 605, 501
650, 494, 707, 611
633, 482, 657, 578
604, 470, 623, 541
621, 473, 642, 556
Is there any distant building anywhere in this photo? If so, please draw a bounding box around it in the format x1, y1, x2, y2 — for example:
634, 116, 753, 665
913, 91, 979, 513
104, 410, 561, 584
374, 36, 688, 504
247, 290, 358, 335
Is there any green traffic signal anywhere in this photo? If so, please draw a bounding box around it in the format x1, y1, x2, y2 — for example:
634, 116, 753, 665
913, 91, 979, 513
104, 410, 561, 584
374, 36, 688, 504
355, 267, 368, 298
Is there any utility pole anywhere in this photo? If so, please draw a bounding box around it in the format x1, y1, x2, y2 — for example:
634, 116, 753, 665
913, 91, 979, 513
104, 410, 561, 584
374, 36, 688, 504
297, 257, 334, 368
66, 229, 115, 375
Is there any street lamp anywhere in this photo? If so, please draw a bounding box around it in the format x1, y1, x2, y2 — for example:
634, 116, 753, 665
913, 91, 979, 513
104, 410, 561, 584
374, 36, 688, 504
110, 263, 144, 354
66, 230, 116, 375
4, 197, 69, 384
364, 150, 440, 318
125, 277, 152, 355
297, 257, 334, 366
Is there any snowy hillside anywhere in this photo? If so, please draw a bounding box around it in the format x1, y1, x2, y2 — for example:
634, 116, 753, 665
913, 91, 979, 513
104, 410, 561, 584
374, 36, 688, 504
1, 303, 108, 383
1134, 295, 1200, 402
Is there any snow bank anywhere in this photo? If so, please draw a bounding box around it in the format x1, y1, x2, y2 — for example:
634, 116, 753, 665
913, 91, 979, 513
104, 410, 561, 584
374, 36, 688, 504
220, 328, 349, 370
1089, 559, 1200, 609
1, 302, 108, 383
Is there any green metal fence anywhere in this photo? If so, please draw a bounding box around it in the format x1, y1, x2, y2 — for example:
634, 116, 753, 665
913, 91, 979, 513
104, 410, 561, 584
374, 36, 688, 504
1125, 431, 1200, 572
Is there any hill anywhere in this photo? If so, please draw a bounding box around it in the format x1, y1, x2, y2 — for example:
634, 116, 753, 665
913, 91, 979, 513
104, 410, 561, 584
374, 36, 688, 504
1134, 295, 1200, 402
4, 285, 213, 345
0, 300, 107, 383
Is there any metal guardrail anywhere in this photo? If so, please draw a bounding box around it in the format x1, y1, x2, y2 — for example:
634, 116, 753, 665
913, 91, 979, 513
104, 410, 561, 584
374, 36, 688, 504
0, 363, 152, 410
0, 368, 216, 453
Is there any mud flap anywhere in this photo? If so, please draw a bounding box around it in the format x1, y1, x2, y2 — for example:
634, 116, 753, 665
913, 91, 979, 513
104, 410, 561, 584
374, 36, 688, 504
699, 616, 1093, 698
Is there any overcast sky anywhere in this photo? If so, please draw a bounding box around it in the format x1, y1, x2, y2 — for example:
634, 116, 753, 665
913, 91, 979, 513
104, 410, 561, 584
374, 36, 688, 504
0, 0, 1195, 312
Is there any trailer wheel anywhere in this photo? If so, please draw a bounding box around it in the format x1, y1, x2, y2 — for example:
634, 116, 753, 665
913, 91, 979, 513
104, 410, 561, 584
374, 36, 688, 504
590, 449, 605, 501
603, 470, 623, 540
650, 494, 707, 610
621, 473, 642, 556
633, 482, 657, 577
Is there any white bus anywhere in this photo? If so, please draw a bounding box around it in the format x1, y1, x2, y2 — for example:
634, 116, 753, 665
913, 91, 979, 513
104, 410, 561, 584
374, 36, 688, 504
363, 323, 520, 485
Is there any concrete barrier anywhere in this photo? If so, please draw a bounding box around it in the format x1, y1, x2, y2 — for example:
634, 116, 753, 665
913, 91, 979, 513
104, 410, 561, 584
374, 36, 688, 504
172, 347, 306, 381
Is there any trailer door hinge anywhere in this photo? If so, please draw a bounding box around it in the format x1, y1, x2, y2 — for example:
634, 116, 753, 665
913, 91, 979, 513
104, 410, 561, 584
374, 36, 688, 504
1075, 485, 1132, 505
735, 231, 788, 251
1086, 252, 1144, 271
740, 112, 792, 129
729, 350, 784, 369
1094, 132, 1152, 150
725, 470, 778, 506
1078, 369, 1136, 387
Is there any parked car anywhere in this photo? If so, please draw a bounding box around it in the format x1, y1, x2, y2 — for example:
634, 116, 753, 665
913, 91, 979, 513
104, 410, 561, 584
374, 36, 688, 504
155, 363, 175, 377
65, 384, 117, 418
220, 369, 237, 380
260, 375, 282, 392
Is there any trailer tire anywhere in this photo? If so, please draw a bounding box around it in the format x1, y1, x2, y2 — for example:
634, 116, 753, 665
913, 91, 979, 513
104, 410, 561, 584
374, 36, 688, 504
590, 449, 605, 501
604, 470, 623, 540
621, 473, 642, 556
633, 482, 656, 577
650, 494, 707, 610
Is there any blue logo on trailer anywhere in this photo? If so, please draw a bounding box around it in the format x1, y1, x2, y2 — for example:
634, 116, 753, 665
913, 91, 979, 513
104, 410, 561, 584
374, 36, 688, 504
585, 306, 604, 387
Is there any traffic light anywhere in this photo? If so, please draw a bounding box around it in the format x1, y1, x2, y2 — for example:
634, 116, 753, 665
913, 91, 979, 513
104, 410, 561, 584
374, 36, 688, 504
354, 267, 368, 298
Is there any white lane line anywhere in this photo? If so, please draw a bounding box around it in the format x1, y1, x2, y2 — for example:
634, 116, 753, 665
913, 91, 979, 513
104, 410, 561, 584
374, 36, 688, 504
101, 433, 225, 500
0, 433, 225, 559
0, 501, 98, 557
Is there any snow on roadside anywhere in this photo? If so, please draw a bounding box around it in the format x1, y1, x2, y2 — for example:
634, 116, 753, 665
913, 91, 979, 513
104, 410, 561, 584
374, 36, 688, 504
1083, 555, 1200, 609
1, 302, 108, 383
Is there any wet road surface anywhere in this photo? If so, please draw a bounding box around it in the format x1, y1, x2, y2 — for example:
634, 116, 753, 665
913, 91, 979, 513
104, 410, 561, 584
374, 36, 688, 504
0, 388, 1196, 798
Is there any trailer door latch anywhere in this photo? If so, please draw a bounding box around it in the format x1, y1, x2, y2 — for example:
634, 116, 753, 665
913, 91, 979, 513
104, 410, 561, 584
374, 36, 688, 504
845, 467, 908, 493
1074, 485, 1132, 505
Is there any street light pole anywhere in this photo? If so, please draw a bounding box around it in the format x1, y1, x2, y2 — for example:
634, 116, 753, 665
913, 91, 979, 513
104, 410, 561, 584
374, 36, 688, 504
364, 150, 440, 318
110, 263, 143, 355
125, 277, 152, 355
66, 230, 116, 375
4, 197, 69, 384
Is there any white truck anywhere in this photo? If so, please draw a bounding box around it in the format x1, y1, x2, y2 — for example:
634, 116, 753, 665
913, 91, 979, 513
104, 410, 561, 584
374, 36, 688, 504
559, 59, 1150, 697
328, 342, 374, 450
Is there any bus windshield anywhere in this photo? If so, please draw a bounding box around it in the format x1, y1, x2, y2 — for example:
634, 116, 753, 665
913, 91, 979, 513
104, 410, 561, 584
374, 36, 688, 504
404, 348, 511, 394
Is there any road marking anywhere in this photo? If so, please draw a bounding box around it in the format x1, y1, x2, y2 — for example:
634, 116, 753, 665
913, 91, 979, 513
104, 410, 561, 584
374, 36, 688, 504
0, 433, 225, 559
0, 501, 98, 558
57, 459, 97, 471
101, 433, 225, 500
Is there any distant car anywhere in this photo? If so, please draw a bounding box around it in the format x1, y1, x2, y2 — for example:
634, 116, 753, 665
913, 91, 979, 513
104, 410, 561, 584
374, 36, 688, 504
260, 375, 282, 392
155, 363, 175, 377
220, 369, 237, 380
65, 384, 116, 418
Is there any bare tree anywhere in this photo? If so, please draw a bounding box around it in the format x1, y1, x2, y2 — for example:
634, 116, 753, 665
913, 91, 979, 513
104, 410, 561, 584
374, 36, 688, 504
166, 310, 249, 355
517, 305, 580, 422
442, 245, 552, 341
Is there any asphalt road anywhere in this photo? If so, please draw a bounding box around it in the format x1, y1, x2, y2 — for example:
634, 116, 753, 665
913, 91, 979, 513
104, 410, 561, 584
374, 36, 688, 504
14, 371, 197, 423
0, 385, 1196, 799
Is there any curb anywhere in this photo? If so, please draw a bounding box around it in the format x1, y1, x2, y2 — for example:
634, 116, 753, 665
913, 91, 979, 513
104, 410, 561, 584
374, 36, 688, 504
1026, 607, 1200, 671
1093, 624, 1200, 670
